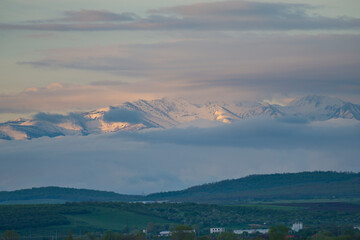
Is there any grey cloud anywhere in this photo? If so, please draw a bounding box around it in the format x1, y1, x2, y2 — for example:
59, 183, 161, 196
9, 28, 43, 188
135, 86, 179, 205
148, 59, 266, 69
151, 1, 312, 17
277, 116, 309, 124
90, 80, 127, 86
103, 108, 144, 124
191, 63, 360, 96
116, 118, 360, 150
0, 119, 359, 194
33, 112, 68, 124
18, 57, 150, 76
62, 10, 137, 22
16, 34, 360, 99
26, 10, 138, 24
1, 1, 359, 31
33, 112, 87, 129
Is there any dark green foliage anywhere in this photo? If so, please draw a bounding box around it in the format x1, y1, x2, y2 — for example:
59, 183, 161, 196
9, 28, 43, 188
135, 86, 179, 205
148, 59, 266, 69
0, 204, 89, 229
197, 236, 209, 240
0, 201, 360, 234
217, 232, 239, 240
171, 225, 195, 240
102, 231, 119, 240
87, 232, 96, 240
2, 230, 20, 240
0, 186, 141, 203
252, 237, 265, 240
100, 231, 144, 240
64, 231, 74, 240
269, 225, 289, 240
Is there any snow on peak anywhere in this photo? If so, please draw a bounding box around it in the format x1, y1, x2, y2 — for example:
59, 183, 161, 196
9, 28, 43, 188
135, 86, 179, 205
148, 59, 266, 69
0, 96, 359, 140
290, 95, 344, 107
283, 95, 360, 121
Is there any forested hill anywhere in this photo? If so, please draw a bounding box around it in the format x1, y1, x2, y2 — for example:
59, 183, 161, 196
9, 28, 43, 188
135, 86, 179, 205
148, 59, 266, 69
146, 171, 360, 203
1, 172, 360, 204
0, 186, 142, 204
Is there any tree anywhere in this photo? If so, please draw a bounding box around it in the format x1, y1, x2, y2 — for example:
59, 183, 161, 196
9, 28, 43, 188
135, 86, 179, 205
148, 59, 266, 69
269, 225, 289, 240
147, 222, 155, 234
3, 230, 21, 240
171, 225, 196, 240
64, 231, 74, 240
217, 232, 239, 240
253, 237, 265, 240
102, 231, 118, 240
87, 232, 96, 240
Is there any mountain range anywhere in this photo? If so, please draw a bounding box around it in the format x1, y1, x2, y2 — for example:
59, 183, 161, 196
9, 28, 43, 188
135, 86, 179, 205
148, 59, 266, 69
1, 95, 359, 140
1, 171, 359, 204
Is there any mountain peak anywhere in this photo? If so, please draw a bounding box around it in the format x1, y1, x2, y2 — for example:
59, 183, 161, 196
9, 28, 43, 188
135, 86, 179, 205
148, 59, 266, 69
290, 95, 344, 107
1, 95, 359, 140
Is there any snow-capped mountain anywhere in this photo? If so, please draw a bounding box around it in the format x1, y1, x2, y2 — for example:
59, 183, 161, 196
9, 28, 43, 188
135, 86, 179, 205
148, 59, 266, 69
281, 95, 360, 120
1, 95, 359, 140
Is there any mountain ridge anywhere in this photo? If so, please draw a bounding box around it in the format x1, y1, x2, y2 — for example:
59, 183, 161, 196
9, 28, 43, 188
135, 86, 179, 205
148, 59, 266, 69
1, 171, 359, 204
1, 95, 359, 140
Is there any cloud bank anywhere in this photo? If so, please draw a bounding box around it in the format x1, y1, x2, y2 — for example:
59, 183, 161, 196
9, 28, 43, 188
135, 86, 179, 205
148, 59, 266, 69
117, 118, 360, 150
1, 1, 360, 31
0, 118, 359, 194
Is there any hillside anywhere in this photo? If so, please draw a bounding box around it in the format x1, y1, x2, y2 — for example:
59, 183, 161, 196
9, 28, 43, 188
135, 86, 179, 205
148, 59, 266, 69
1, 172, 360, 204
147, 171, 360, 203
0, 186, 142, 204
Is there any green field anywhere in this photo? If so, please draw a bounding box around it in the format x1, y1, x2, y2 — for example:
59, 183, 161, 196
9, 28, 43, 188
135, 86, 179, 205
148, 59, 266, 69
66, 207, 174, 231
1, 200, 360, 235
234, 203, 304, 211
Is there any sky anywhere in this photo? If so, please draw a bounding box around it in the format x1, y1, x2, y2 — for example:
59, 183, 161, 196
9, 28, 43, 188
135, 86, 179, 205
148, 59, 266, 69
0, 0, 359, 193
1, 0, 360, 121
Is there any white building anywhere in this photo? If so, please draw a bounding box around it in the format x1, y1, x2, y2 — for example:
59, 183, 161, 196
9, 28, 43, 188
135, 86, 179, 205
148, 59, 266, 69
210, 228, 225, 234
160, 229, 195, 237
159, 231, 171, 237
291, 222, 303, 232
234, 229, 269, 235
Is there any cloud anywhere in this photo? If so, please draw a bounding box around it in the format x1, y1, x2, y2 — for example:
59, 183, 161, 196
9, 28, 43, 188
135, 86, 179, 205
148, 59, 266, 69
0, 119, 359, 194
33, 112, 68, 124
18, 57, 150, 76
61, 10, 137, 22
103, 108, 144, 124
33, 112, 88, 129
117, 118, 360, 150
152, 1, 312, 18
1, 33, 359, 116
1, 1, 359, 31
14, 34, 360, 103
0, 82, 158, 114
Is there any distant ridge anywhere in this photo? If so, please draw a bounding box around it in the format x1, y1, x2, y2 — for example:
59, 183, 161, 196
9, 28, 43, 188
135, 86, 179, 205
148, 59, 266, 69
146, 171, 360, 203
1, 171, 360, 204
0, 186, 142, 204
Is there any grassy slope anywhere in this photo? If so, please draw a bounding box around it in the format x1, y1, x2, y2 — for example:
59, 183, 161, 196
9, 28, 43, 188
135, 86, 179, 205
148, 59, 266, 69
66, 207, 173, 231
147, 171, 360, 203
